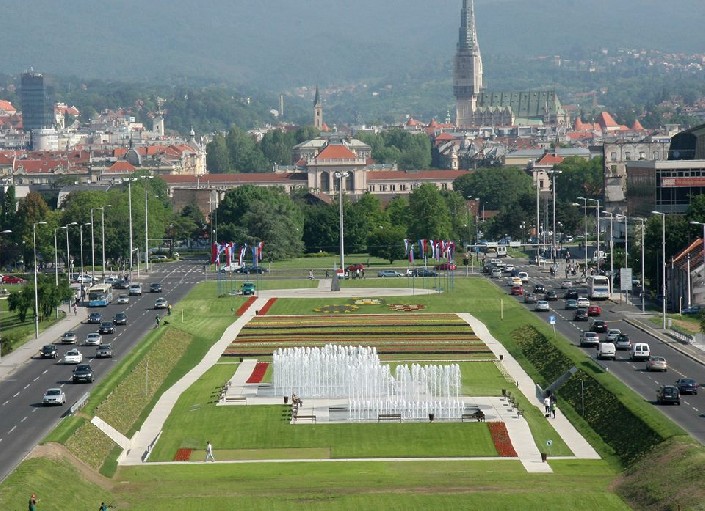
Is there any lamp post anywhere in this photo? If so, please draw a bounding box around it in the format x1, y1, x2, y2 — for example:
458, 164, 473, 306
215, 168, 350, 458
547, 170, 562, 261
1, 230, 12, 358
142, 176, 154, 271
588, 198, 600, 271
79, 222, 91, 279
53, 227, 61, 318
125, 178, 138, 277
652, 211, 667, 329
617, 214, 629, 270
90, 208, 96, 283
575, 197, 589, 273
64, 222, 77, 286
601, 211, 614, 296
334, 171, 350, 271
98, 205, 110, 279
635, 217, 645, 313
33, 221, 48, 339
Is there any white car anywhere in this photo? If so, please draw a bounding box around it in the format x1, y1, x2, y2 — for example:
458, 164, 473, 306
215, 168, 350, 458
129, 284, 142, 296
503, 264, 515, 272
64, 348, 83, 364
605, 329, 622, 342
43, 388, 66, 406
518, 272, 529, 283
577, 297, 590, 308
117, 294, 129, 304
561, 280, 573, 288
85, 333, 102, 346
535, 300, 550, 312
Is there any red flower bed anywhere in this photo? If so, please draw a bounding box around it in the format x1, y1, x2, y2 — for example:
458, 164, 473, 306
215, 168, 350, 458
246, 362, 269, 383
257, 298, 277, 315
173, 448, 192, 461
236, 296, 258, 316
488, 422, 517, 457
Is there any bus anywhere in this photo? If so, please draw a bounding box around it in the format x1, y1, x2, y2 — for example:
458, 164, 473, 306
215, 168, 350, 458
587, 275, 610, 300
88, 284, 114, 307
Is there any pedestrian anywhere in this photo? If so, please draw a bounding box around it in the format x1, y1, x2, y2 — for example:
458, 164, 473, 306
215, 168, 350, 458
325, 269, 330, 278
308, 270, 314, 280
155, 315, 161, 328
205, 440, 215, 462
99, 502, 111, 511
28, 493, 38, 511
73, 304, 78, 316
167, 304, 172, 316
551, 399, 557, 419
543, 395, 551, 415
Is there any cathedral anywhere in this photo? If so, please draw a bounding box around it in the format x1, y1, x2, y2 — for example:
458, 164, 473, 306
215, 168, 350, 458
453, 0, 568, 128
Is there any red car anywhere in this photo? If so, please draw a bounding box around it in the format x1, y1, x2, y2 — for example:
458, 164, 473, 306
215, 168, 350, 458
1, 275, 25, 284
510, 285, 524, 296
346, 263, 365, 272
587, 305, 602, 316
435, 262, 457, 271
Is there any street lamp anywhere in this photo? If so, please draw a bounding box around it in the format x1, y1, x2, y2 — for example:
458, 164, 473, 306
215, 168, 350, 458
547, 170, 562, 261
79, 222, 91, 279
652, 211, 667, 329
125, 177, 139, 276
90, 208, 96, 283
334, 171, 350, 271
617, 214, 629, 270
601, 211, 614, 296
33, 221, 48, 339
97, 205, 111, 279
634, 217, 646, 313
64, 222, 77, 286
574, 198, 589, 273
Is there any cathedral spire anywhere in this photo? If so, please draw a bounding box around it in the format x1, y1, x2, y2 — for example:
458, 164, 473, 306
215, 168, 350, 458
313, 85, 323, 131
453, 0, 483, 127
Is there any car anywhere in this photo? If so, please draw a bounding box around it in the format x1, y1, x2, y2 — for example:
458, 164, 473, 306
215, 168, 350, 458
1, 275, 25, 284
42, 388, 66, 406
113, 279, 129, 290
99, 322, 115, 334
574, 309, 589, 321
117, 294, 129, 304
646, 356, 668, 372
587, 305, 602, 316
59, 331, 78, 344
149, 282, 163, 293
597, 342, 616, 359
605, 329, 622, 342
64, 348, 83, 364
590, 320, 608, 333
434, 262, 457, 271
681, 305, 702, 316
347, 263, 365, 272
150, 254, 168, 262
491, 268, 502, 278
128, 284, 143, 296
631, 342, 651, 361
560, 280, 573, 289
87, 312, 103, 324
220, 264, 242, 273
576, 297, 590, 308
113, 312, 128, 326
545, 290, 558, 301
580, 331, 600, 347
238, 265, 267, 274
533, 284, 546, 295
241, 282, 256, 295
674, 378, 698, 395
72, 363, 94, 383
535, 300, 550, 312
510, 277, 523, 287
503, 264, 515, 272
564, 290, 579, 300
518, 272, 529, 283
510, 285, 524, 296
154, 297, 169, 309
565, 299, 578, 310
378, 270, 403, 277
411, 268, 438, 277
656, 385, 680, 405
72, 273, 95, 284
85, 333, 102, 346
96, 343, 113, 359
524, 293, 537, 304
615, 333, 632, 351
39, 344, 58, 359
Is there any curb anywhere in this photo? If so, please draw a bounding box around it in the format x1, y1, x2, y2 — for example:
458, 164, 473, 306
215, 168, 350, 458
622, 315, 705, 366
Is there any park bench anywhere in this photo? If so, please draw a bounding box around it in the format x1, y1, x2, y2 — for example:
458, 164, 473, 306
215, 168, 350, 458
461, 410, 486, 422
293, 414, 316, 423
224, 396, 247, 404
378, 413, 402, 423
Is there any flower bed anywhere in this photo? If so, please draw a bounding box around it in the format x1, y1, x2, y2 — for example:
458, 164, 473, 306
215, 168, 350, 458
246, 362, 269, 383
487, 422, 518, 457
312, 304, 359, 313
388, 303, 426, 312
257, 298, 277, 315
352, 298, 383, 305
173, 448, 192, 461
236, 296, 258, 316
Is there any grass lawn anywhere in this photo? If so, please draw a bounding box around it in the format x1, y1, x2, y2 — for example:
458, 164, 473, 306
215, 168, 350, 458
0, 290, 68, 353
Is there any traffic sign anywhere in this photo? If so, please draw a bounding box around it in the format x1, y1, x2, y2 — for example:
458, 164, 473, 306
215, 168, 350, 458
549, 315, 556, 325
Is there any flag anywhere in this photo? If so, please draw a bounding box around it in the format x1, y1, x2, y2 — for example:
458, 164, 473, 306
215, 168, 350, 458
418, 239, 425, 259
409, 244, 414, 264
429, 240, 435, 260
211, 242, 218, 264
403, 239, 409, 255
239, 245, 247, 266
251, 245, 258, 266
257, 241, 264, 261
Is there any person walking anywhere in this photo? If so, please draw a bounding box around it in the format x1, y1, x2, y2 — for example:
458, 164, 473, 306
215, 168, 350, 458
543, 395, 551, 416
155, 315, 161, 328
28, 493, 38, 511
550, 399, 557, 419
205, 441, 215, 462
167, 304, 172, 316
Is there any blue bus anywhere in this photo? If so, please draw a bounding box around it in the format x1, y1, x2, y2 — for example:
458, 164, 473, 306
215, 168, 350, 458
88, 284, 113, 307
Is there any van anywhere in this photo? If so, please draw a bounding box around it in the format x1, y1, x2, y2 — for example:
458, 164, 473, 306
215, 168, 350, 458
496, 245, 508, 258
597, 342, 616, 360
631, 342, 650, 361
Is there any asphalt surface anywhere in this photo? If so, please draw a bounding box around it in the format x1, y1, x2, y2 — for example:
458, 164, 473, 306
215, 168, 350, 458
493, 256, 705, 444
0, 259, 205, 482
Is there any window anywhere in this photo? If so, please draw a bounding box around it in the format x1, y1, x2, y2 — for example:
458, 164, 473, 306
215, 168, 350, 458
610, 152, 617, 161
368, 185, 375, 192
625, 152, 631, 160
639, 152, 646, 159
390, 184, 396, 192
653, 152, 660, 159
441, 183, 448, 190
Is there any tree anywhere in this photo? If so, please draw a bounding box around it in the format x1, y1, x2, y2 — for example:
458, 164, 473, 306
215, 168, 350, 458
555, 157, 604, 201
453, 166, 533, 212
225, 127, 269, 173
1, 185, 16, 231
407, 184, 453, 240
367, 225, 407, 263
206, 133, 230, 173
7, 285, 33, 323
302, 204, 339, 253
385, 196, 410, 233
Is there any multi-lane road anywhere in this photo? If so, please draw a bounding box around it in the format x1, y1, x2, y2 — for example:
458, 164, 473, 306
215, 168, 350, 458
496, 258, 705, 443
0, 259, 204, 482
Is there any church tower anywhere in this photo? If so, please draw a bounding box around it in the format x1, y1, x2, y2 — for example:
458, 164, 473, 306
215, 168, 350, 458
313, 86, 323, 130
453, 0, 483, 128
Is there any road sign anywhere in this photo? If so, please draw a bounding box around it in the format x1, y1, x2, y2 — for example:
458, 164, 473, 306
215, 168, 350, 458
549, 315, 556, 325
620, 268, 633, 292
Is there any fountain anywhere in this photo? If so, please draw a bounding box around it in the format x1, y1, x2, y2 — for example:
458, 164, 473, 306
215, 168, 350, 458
272, 344, 463, 421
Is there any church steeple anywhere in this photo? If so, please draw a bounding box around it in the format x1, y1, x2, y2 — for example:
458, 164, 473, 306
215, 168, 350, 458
453, 0, 483, 127
313, 86, 323, 131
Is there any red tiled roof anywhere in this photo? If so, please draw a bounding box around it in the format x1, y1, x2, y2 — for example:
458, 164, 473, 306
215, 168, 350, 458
0, 100, 16, 114
107, 161, 136, 173
368, 170, 470, 182
435, 133, 455, 141
315, 144, 357, 161
406, 117, 421, 127
162, 173, 306, 186
14, 159, 67, 174
113, 148, 128, 158
632, 119, 645, 131
536, 153, 564, 166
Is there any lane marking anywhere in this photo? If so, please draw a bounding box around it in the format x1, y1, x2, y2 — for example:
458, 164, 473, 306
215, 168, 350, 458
8, 426, 16, 434
20, 416, 27, 423
12, 392, 19, 398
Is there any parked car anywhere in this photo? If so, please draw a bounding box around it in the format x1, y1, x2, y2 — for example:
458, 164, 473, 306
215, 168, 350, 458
220, 264, 242, 273
565, 299, 578, 310
605, 329, 622, 342
681, 305, 702, 316
87, 312, 103, 324
580, 331, 600, 347
574, 309, 589, 321
99, 322, 115, 334
154, 297, 169, 309
378, 270, 403, 277
615, 333, 632, 351
347, 263, 365, 272
1, 275, 25, 284
434, 262, 457, 271
42, 388, 66, 406
117, 294, 129, 304
590, 320, 608, 333
72, 364, 94, 383
59, 331, 78, 344
149, 282, 163, 293
96, 344, 113, 359
64, 348, 83, 364
411, 268, 438, 277
85, 333, 102, 346
128, 283, 143, 296
535, 300, 550, 312
674, 378, 699, 395
524, 293, 537, 304
238, 265, 267, 274
113, 312, 128, 326
545, 290, 558, 301
39, 344, 58, 359
646, 356, 668, 372
510, 285, 524, 296
587, 305, 602, 316
656, 385, 680, 405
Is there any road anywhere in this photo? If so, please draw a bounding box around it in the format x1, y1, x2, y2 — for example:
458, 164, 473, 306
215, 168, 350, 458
494, 256, 705, 444
0, 259, 204, 482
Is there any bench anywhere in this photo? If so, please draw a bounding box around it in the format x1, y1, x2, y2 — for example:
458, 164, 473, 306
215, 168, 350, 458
293, 414, 316, 423
461, 410, 486, 422
224, 396, 246, 404
378, 413, 402, 423
516, 408, 524, 417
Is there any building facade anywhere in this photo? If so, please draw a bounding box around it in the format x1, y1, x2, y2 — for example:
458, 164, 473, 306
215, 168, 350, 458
21, 72, 53, 133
